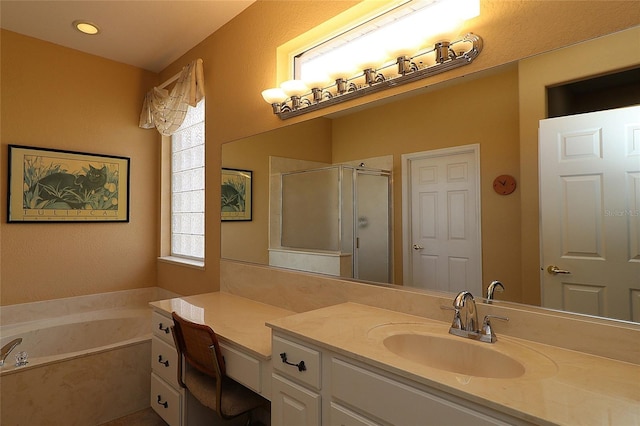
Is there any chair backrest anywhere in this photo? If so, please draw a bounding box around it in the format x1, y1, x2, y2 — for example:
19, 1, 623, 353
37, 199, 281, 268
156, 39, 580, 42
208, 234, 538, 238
171, 312, 226, 379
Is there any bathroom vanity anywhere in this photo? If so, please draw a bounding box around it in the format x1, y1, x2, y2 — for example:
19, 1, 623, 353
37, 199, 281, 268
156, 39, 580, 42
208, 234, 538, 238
148, 292, 294, 425
266, 303, 640, 426
149, 291, 639, 426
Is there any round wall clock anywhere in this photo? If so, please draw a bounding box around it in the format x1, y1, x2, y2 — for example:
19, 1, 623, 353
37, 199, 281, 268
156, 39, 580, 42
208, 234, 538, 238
493, 174, 517, 195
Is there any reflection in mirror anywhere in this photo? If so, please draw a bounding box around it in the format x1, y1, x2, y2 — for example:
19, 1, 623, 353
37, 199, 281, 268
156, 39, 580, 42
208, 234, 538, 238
222, 29, 640, 323
224, 65, 520, 290
270, 163, 392, 283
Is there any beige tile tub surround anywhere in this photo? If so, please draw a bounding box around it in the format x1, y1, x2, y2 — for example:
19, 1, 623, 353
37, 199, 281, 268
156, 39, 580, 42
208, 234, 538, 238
267, 302, 640, 426
220, 259, 640, 365
0, 288, 176, 425
1, 341, 151, 425
0, 286, 178, 326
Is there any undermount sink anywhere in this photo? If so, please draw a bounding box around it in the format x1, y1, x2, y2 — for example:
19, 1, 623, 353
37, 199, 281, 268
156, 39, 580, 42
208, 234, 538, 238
383, 333, 524, 379
368, 322, 558, 380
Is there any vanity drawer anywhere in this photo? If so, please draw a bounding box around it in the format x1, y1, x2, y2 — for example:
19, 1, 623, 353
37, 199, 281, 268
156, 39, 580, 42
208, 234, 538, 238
152, 310, 174, 344
151, 372, 182, 426
220, 342, 261, 393
272, 335, 321, 390
152, 336, 179, 388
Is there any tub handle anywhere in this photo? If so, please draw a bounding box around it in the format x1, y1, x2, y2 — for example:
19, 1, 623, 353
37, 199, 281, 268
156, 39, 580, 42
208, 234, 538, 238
157, 355, 169, 367
158, 323, 170, 334
156, 395, 168, 409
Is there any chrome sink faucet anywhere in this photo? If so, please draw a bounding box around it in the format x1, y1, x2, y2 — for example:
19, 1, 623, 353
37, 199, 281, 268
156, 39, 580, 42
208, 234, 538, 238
486, 280, 505, 303
453, 291, 479, 333
446, 291, 508, 343
0, 338, 22, 366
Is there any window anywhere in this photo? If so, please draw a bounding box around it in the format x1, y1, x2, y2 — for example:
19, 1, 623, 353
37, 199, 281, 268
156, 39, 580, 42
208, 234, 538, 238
171, 100, 205, 260
293, 0, 479, 81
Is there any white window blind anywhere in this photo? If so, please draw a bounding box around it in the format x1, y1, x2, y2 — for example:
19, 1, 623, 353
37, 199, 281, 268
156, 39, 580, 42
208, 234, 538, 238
171, 99, 205, 260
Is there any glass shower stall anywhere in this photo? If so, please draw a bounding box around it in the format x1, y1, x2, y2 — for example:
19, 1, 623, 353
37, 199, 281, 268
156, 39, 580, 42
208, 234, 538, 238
271, 164, 392, 283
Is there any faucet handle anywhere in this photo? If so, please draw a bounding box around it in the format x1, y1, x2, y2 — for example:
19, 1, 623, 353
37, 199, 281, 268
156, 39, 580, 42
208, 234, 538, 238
480, 315, 508, 343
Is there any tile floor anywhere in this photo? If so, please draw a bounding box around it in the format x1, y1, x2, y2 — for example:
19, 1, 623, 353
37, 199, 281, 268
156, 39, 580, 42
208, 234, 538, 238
99, 408, 167, 426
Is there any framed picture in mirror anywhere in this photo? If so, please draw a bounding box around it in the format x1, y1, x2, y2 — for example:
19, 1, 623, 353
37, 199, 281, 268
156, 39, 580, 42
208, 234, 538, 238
221, 168, 252, 221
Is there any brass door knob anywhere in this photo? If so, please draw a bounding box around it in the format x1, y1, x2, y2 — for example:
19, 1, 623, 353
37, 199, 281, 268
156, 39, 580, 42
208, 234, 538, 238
547, 265, 571, 275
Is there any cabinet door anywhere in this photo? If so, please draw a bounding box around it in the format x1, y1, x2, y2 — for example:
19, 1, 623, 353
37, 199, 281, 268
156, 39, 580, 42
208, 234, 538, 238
272, 374, 321, 426
330, 403, 382, 426
332, 358, 515, 426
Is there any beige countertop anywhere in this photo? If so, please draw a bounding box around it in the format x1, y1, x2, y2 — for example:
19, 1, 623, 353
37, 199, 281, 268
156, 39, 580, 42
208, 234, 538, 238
267, 302, 640, 426
149, 292, 295, 359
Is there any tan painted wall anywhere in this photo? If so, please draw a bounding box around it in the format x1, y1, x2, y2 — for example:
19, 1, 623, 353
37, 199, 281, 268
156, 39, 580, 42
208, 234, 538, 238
155, 0, 638, 298
0, 30, 159, 305
156, 1, 358, 295
1, 1, 637, 304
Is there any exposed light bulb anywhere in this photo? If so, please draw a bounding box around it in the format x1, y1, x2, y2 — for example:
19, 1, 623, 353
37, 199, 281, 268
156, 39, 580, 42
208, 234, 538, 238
280, 80, 309, 97
302, 73, 332, 90
261, 88, 287, 104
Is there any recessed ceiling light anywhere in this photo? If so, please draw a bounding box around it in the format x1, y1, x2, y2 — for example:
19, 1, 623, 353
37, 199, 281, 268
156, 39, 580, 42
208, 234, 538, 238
73, 20, 100, 35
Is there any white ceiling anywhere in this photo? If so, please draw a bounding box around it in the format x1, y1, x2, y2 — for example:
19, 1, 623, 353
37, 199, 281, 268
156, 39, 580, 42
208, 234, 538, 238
0, 0, 255, 72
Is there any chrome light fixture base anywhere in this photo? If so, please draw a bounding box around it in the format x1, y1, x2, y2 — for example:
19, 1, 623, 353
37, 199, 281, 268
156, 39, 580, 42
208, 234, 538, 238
268, 33, 483, 120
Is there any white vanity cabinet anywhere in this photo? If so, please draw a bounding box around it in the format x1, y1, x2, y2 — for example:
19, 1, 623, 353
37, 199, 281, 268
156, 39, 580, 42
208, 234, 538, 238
271, 332, 532, 426
149, 310, 220, 426
149, 297, 280, 426
150, 310, 184, 426
271, 335, 322, 426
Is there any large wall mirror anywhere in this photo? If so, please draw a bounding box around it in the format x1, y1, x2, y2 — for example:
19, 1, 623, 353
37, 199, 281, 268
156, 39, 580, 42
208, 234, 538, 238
222, 27, 640, 324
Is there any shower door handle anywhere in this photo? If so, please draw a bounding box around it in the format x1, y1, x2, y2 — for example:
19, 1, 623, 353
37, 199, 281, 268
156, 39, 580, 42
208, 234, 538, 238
413, 244, 424, 250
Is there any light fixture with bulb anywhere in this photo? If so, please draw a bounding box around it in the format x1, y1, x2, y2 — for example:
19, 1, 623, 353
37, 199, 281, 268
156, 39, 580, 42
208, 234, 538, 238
262, 33, 482, 120
262, 0, 481, 120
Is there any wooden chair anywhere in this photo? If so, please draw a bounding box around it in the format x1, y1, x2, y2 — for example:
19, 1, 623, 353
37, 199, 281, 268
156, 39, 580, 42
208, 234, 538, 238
170, 312, 267, 423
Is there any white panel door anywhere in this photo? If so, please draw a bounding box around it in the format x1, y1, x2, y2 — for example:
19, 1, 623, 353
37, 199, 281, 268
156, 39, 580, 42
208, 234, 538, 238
403, 145, 481, 296
540, 105, 640, 321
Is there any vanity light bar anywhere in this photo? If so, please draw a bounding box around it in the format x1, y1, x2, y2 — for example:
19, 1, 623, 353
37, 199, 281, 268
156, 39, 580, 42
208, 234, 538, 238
262, 33, 483, 120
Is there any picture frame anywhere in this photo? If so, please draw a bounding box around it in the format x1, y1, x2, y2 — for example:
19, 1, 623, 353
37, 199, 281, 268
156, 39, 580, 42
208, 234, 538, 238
221, 168, 252, 221
7, 145, 130, 223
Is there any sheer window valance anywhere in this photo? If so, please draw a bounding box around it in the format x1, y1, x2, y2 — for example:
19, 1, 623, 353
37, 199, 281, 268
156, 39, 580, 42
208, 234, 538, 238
139, 58, 204, 136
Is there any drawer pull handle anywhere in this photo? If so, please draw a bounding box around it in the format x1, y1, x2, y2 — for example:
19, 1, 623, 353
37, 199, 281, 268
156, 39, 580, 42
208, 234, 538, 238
158, 323, 170, 334
280, 352, 306, 372
157, 355, 169, 367
156, 395, 168, 409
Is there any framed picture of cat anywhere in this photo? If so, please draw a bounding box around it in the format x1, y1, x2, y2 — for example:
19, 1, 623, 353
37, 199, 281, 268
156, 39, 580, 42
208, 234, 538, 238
7, 145, 130, 222
221, 168, 252, 221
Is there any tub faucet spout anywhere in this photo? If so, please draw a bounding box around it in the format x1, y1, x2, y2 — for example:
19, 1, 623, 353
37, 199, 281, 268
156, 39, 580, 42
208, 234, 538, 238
0, 338, 22, 366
